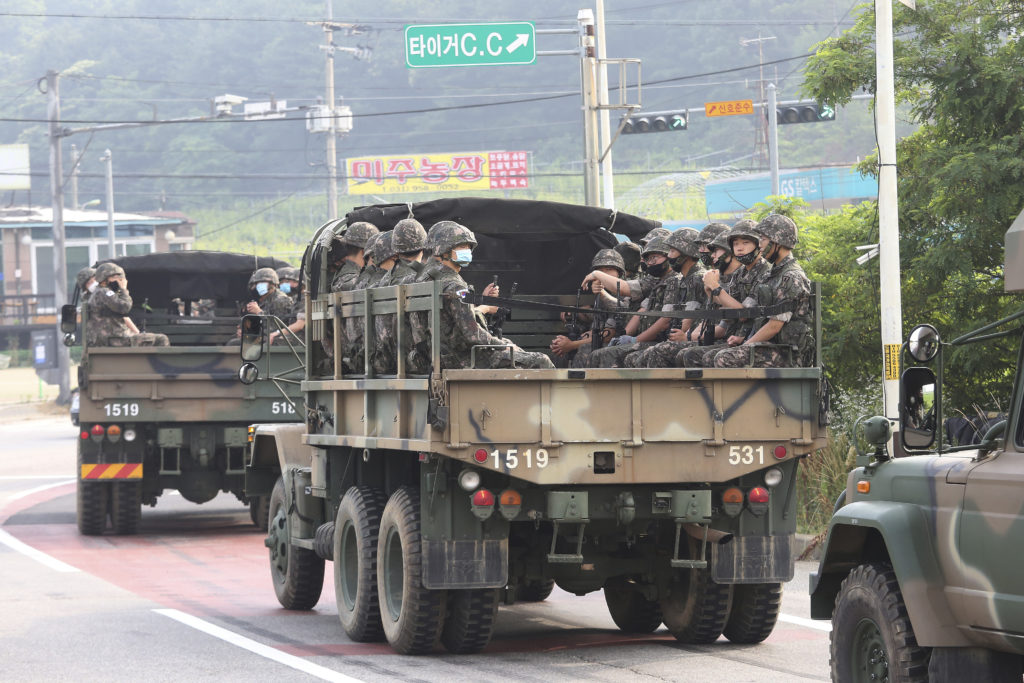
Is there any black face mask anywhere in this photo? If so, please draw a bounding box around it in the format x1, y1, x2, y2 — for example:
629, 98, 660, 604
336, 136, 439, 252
645, 260, 669, 277
714, 254, 731, 273
699, 251, 714, 267
668, 255, 683, 272
735, 247, 761, 266
765, 244, 781, 264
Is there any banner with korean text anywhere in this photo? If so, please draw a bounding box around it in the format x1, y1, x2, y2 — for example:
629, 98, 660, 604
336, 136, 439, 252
345, 150, 529, 195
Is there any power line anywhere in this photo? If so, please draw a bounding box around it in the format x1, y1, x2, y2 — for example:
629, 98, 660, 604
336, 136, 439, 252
196, 192, 305, 238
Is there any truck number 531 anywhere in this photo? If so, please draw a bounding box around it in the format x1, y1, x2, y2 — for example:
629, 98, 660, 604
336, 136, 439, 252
728, 444, 765, 465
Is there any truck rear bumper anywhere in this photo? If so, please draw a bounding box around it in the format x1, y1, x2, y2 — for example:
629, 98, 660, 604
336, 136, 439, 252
713, 533, 794, 583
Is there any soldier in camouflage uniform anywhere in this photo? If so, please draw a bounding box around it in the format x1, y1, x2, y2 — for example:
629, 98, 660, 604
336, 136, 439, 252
76, 267, 97, 303
579, 236, 680, 368
679, 220, 772, 367
331, 221, 379, 292
245, 267, 295, 323
639, 226, 670, 248
712, 214, 814, 368
550, 249, 630, 367
694, 222, 730, 268
623, 228, 710, 368
613, 241, 642, 280
371, 220, 428, 374
86, 263, 169, 347
412, 221, 553, 370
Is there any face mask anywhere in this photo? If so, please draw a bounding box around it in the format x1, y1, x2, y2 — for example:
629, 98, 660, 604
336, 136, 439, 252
87, 281, 99, 293
699, 251, 714, 267
645, 260, 668, 277
668, 256, 683, 273
280, 283, 292, 294
765, 244, 781, 264
255, 282, 270, 297
452, 248, 473, 266
714, 254, 731, 272
735, 247, 761, 266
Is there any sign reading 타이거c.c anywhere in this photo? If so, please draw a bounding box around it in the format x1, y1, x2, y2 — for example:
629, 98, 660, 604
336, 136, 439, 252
346, 151, 530, 195
405, 22, 535, 68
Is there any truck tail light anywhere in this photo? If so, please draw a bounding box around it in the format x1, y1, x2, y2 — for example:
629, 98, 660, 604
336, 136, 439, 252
247, 425, 256, 443
458, 469, 481, 491
748, 487, 770, 516
470, 489, 495, 521
722, 487, 744, 517
107, 425, 122, 443
498, 489, 522, 520
80, 430, 89, 440
89, 424, 105, 443
773, 445, 788, 459
473, 449, 488, 464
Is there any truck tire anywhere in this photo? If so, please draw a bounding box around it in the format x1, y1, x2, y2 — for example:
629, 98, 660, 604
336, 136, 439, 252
722, 583, 782, 644
249, 495, 269, 532
604, 578, 663, 633
516, 578, 555, 602
110, 481, 142, 535
441, 589, 500, 654
76, 479, 108, 536
831, 563, 929, 683
334, 486, 386, 642
377, 486, 446, 655
267, 476, 325, 610
660, 542, 733, 644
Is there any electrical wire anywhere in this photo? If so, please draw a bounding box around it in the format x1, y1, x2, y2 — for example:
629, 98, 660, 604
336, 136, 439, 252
196, 192, 304, 238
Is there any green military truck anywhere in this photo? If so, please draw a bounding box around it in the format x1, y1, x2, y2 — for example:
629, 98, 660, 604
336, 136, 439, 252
810, 215, 1024, 681
242, 198, 829, 654
64, 250, 303, 536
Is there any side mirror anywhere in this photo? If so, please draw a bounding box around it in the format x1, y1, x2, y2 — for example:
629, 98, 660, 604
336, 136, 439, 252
63, 332, 77, 347
60, 304, 78, 334
901, 366, 937, 450
907, 324, 940, 363
238, 362, 259, 385
240, 314, 264, 362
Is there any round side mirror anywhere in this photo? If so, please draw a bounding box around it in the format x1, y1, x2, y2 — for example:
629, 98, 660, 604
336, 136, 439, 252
908, 324, 940, 363
238, 362, 259, 385
63, 333, 77, 347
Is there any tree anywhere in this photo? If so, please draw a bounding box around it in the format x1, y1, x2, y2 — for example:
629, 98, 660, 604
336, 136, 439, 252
801, 0, 1024, 409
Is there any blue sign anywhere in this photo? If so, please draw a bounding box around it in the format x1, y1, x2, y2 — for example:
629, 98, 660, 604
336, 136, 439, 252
705, 167, 877, 215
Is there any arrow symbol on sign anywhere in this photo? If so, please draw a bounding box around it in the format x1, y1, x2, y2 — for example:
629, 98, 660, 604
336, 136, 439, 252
506, 34, 530, 53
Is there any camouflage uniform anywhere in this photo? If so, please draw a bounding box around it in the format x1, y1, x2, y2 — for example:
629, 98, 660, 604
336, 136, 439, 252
331, 260, 363, 293
613, 241, 642, 280
712, 215, 813, 368
86, 263, 169, 347
553, 249, 627, 368
76, 267, 95, 304
372, 258, 425, 375
331, 221, 379, 292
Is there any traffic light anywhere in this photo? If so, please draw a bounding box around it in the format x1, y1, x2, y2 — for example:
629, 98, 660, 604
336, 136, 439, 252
622, 110, 688, 134
775, 102, 835, 125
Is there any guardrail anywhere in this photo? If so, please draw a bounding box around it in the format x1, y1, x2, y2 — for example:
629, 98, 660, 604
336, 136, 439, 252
0, 294, 58, 326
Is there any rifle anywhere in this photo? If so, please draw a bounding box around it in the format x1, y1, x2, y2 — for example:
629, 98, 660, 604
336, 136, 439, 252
565, 287, 584, 341
489, 277, 517, 338
591, 281, 618, 352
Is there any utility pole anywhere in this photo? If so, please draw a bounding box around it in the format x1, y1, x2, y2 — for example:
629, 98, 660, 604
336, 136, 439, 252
767, 83, 779, 194
577, 10, 600, 207
595, 0, 614, 209
875, 0, 904, 425
69, 143, 80, 209
46, 69, 71, 405
740, 34, 775, 166
323, 0, 339, 221
100, 149, 115, 258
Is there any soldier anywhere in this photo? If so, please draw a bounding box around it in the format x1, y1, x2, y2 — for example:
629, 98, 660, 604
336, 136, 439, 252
694, 222, 730, 268
415, 221, 553, 370
276, 267, 300, 302
86, 263, 169, 347
638, 226, 670, 248
353, 232, 382, 290
550, 248, 629, 367
371, 220, 430, 374
712, 214, 814, 368
613, 241, 642, 280
76, 267, 97, 302
245, 268, 295, 323
331, 221, 379, 292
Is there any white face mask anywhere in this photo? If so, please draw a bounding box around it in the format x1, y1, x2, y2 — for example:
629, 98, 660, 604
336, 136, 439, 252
452, 248, 473, 266
87, 281, 99, 293
255, 282, 270, 297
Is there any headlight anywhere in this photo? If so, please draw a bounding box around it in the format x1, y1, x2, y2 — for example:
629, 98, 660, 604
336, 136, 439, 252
764, 468, 783, 487
458, 469, 481, 491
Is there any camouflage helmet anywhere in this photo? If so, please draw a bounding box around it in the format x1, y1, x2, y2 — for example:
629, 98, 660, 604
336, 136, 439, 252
339, 221, 379, 249
393, 218, 428, 253
695, 222, 730, 246
374, 231, 397, 263
591, 248, 625, 275
710, 229, 734, 252
613, 241, 642, 275
641, 236, 671, 257
666, 227, 700, 259
248, 267, 279, 288
75, 266, 96, 290
94, 262, 125, 283
728, 220, 761, 247
432, 220, 478, 257
275, 266, 299, 282
362, 232, 382, 264
757, 214, 798, 249
639, 226, 671, 247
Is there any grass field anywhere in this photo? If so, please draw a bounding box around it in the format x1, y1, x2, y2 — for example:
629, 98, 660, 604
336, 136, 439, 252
0, 366, 74, 404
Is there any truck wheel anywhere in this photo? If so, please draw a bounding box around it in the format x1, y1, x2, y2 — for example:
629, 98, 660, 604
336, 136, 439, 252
267, 476, 325, 610
249, 496, 269, 532
377, 486, 446, 655
660, 543, 733, 644
441, 589, 500, 654
516, 578, 555, 602
334, 486, 386, 642
110, 481, 142, 535
722, 583, 782, 644
604, 578, 663, 633
76, 479, 109, 536
831, 563, 929, 683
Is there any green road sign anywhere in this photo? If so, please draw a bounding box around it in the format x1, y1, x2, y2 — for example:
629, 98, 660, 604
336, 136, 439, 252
405, 22, 536, 68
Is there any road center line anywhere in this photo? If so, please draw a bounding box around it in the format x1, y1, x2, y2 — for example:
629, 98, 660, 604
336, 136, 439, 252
0, 528, 80, 573
779, 613, 832, 632
154, 608, 365, 683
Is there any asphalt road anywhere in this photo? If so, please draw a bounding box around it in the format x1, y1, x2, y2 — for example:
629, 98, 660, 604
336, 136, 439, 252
0, 416, 832, 682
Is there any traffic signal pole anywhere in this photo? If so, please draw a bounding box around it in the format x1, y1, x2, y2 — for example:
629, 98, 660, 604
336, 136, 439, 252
595, 0, 615, 209
45, 70, 71, 405
577, 10, 600, 207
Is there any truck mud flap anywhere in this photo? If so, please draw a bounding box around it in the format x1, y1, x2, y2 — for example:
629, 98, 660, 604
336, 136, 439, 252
421, 539, 508, 590
712, 534, 794, 584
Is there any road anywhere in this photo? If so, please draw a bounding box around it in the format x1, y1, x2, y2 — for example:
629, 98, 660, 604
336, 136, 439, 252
0, 416, 832, 682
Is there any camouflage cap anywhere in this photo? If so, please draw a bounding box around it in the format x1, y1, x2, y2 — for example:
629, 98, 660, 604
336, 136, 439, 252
248, 267, 279, 288
75, 267, 96, 290
641, 236, 671, 257
757, 214, 798, 248
710, 229, 734, 252
374, 231, 397, 263
393, 218, 428, 253
613, 241, 642, 274
666, 227, 700, 259
431, 220, 478, 256
591, 248, 625, 274
695, 222, 730, 246
94, 262, 125, 282
275, 266, 299, 282
728, 219, 761, 246
339, 221, 379, 249
639, 226, 671, 246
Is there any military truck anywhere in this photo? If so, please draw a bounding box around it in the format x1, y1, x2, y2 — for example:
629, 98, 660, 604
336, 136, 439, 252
241, 198, 829, 654
63, 250, 303, 535
810, 215, 1024, 681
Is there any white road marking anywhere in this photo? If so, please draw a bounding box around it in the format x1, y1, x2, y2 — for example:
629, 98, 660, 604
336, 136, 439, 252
0, 528, 79, 573
779, 613, 832, 632
5, 478, 76, 502
154, 609, 365, 683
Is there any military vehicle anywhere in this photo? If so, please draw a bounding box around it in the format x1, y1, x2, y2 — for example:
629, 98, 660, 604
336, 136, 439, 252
63, 250, 303, 535
241, 197, 829, 654
810, 215, 1024, 681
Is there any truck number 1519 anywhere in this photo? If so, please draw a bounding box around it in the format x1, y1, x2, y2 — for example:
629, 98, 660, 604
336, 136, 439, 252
104, 402, 140, 417
491, 448, 549, 470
